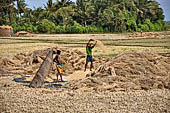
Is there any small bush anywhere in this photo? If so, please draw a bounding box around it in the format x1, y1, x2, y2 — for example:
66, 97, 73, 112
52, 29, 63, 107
38, 19, 56, 33
126, 19, 137, 31
154, 23, 161, 31
55, 26, 66, 33
138, 24, 149, 32
144, 19, 155, 31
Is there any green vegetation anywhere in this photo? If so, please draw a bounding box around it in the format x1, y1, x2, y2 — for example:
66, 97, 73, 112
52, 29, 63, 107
0, 0, 168, 33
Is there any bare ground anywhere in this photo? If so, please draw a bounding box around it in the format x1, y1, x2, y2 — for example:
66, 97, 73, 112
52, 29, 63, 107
0, 77, 169, 113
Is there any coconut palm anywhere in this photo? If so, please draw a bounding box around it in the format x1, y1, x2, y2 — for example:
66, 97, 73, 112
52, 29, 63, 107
0, 0, 16, 24
76, 0, 95, 26
16, 0, 27, 17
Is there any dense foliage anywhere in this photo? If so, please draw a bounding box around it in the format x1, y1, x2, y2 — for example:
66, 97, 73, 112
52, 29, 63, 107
0, 0, 168, 33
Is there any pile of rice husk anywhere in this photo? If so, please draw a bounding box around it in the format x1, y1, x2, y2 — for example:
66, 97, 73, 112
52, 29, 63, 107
0, 47, 103, 76
0, 47, 169, 91
13, 31, 34, 37
68, 50, 170, 91
0, 25, 13, 37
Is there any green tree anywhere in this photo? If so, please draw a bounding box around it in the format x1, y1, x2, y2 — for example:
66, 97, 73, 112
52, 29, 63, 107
16, 0, 27, 17
0, 0, 16, 24
38, 19, 56, 33
0, 0, 167, 33
76, 0, 95, 26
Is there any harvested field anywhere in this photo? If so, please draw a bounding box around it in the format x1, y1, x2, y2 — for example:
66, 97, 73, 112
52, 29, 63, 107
0, 33, 170, 112
0, 33, 170, 57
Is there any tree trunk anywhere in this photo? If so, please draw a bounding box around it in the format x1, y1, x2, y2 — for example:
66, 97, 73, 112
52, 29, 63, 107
29, 50, 53, 88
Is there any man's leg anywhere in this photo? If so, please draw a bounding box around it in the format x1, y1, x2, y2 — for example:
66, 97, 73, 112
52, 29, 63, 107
56, 65, 60, 81
90, 61, 93, 71
84, 61, 88, 72
56, 73, 59, 81
59, 73, 63, 81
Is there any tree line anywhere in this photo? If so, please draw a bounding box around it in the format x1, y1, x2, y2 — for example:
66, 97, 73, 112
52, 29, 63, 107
0, 0, 168, 33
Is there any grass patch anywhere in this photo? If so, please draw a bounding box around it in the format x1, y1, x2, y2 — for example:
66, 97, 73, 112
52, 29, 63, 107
0, 34, 170, 57
0, 43, 57, 56
103, 38, 170, 48
159, 52, 170, 55
95, 53, 117, 57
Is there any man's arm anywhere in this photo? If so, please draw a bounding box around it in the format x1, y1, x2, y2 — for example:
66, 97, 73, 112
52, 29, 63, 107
58, 56, 66, 64
92, 40, 97, 48
53, 55, 57, 62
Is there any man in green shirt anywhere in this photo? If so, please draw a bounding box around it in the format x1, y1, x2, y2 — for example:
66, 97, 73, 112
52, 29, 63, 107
84, 39, 97, 72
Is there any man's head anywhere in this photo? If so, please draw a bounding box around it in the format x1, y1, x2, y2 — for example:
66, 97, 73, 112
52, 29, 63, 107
89, 39, 94, 41
87, 43, 92, 47
57, 50, 61, 55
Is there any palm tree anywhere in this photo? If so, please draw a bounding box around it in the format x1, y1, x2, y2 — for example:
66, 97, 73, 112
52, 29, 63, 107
16, 0, 27, 19
145, 0, 163, 22
76, 0, 95, 26
0, 0, 16, 24
51, 0, 74, 11
47, 0, 53, 10
55, 6, 75, 25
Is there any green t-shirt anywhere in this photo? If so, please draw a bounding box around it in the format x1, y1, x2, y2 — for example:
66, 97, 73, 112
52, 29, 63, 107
86, 47, 93, 56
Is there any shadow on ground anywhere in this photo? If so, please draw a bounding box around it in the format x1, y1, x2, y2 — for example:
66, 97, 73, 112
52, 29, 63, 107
12, 77, 68, 88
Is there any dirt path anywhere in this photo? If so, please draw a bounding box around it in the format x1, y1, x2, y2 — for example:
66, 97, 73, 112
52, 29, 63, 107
37, 34, 128, 40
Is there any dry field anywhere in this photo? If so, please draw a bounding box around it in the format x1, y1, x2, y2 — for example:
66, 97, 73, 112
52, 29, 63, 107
0, 33, 170, 112
0, 33, 170, 57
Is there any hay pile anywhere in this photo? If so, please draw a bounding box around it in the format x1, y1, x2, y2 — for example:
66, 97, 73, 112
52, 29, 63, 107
0, 47, 90, 76
0, 47, 169, 91
0, 25, 13, 37
13, 31, 34, 37
69, 50, 170, 91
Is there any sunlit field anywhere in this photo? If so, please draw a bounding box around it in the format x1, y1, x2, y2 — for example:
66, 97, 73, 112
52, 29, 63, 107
0, 33, 170, 57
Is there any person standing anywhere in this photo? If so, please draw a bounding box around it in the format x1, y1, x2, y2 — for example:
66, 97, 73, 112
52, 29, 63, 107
84, 39, 97, 72
53, 50, 63, 81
